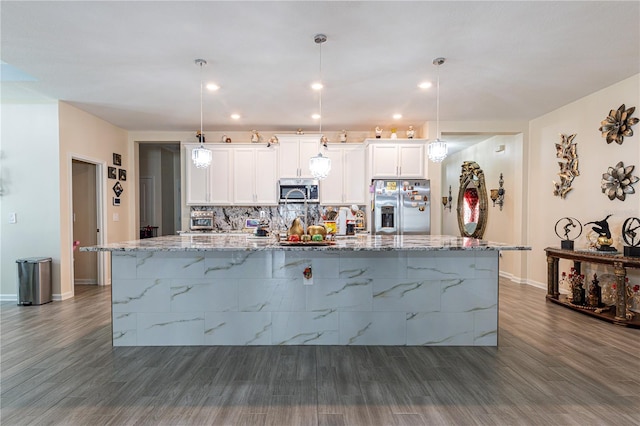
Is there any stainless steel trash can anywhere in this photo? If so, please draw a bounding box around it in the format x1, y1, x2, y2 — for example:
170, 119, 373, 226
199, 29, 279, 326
16, 257, 52, 305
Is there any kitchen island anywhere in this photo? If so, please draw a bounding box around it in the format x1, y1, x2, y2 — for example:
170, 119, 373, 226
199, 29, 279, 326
82, 234, 528, 347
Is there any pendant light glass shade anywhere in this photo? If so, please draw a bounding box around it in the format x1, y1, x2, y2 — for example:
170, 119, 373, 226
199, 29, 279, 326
428, 57, 447, 163
309, 152, 331, 179
192, 59, 212, 169
427, 139, 448, 163
308, 33, 332, 180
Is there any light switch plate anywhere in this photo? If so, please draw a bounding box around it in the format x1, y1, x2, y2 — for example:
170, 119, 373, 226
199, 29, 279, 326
113, 213, 119, 222
9, 212, 16, 224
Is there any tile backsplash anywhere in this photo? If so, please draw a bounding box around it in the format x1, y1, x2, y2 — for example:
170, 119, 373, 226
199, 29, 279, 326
191, 205, 364, 232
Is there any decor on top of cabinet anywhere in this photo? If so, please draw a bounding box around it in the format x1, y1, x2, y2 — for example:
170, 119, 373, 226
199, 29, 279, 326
599, 104, 638, 145
267, 135, 278, 147
554, 217, 582, 250
600, 161, 638, 201
406, 126, 415, 139
390, 128, 398, 139
552, 133, 579, 199
221, 134, 231, 143
375, 126, 383, 138
622, 217, 640, 257
339, 130, 347, 143
585, 214, 617, 252
296, 128, 304, 135
251, 130, 262, 143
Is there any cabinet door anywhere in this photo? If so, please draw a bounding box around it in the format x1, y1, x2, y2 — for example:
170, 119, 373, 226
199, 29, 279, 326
185, 144, 210, 205
319, 147, 344, 204
254, 147, 278, 205
370, 145, 399, 178
398, 144, 425, 178
232, 148, 256, 205
298, 138, 320, 178
278, 139, 301, 178
208, 147, 232, 205
343, 146, 366, 204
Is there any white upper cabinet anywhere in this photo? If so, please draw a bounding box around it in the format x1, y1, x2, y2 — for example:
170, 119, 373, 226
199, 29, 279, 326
233, 146, 278, 205
367, 139, 426, 178
320, 144, 366, 205
277, 134, 321, 178
184, 144, 232, 205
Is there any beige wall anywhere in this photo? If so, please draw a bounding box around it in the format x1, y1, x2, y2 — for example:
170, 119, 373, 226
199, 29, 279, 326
526, 74, 640, 287
58, 102, 130, 297
0, 102, 61, 299
441, 134, 525, 281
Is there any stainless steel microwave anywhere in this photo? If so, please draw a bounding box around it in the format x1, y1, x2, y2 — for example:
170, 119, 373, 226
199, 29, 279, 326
278, 178, 319, 203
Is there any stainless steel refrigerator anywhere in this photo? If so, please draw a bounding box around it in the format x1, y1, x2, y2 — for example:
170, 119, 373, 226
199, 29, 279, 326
372, 179, 430, 235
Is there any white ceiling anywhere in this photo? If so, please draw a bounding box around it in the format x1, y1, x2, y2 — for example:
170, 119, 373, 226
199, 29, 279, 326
1, 1, 639, 139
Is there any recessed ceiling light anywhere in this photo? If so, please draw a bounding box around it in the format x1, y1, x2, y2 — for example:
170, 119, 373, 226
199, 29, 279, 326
206, 83, 220, 91
230, 114, 240, 120
418, 81, 432, 89
311, 82, 323, 90
312, 113, 321, 119
393, 113, 402, 119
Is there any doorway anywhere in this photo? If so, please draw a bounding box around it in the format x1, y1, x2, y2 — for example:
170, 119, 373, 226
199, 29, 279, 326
72, 159, 98, 285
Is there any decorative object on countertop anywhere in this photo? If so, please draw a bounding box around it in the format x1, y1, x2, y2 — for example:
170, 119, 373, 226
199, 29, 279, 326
585, 214, 617, 252
622, 217, 640, 257
601, 161, 638, 201
406, 125, 415, 139
442, 185, 452, 212
552, 133, 579, 199
599, 104, 638, 145
308, 33, 332, 180
427, 57, 448, 163
390, 128, 397, 139
490, 173, 505, 210
457, 161, 488, 239
267, 135, 278, 147
339, 130, 347, 143
191, 59, 212, 169
587, 273, 602, 308
375, 126, 383, 138
287, 217, 304, 237
554, 217, 582, 250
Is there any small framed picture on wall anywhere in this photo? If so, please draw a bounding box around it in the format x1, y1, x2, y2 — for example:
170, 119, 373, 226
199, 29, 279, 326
108, 167, 117, 179
118, 169, 127, 181
113, 153, 122, 166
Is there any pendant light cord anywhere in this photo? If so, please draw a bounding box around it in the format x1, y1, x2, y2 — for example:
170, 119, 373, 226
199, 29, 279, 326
318, 38, 323, 135
436, 62, 440, 140
199, 61, 204, 147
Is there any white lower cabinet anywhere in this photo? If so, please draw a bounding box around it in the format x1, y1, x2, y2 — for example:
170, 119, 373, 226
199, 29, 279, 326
184, 144, 232, 205
320, 144, 366, 205
233, 146, 278, 205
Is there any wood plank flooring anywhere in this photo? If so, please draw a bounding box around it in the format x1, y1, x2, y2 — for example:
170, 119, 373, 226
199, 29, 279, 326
1, 280, 639, 425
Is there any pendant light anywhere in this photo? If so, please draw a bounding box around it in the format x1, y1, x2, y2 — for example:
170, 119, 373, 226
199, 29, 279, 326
427, 57, 448, 163
191, 58, 212, 169
308, 33, 332, 180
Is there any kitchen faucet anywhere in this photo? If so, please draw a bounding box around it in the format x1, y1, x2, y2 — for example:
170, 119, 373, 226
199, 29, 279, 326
283, 188, 308, 234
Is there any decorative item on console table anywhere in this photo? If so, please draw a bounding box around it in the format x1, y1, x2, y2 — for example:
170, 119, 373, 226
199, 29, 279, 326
554, 217, 582, 250
622, 217, 640, 257
587, 273, 603, 308
584, 215, 617, 252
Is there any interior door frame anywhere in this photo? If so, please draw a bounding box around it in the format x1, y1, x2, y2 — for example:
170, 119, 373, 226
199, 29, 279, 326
68, 153, 107, 291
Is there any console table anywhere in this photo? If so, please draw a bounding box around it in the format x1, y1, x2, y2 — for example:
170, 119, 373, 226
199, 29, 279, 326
545, 247, 640, 328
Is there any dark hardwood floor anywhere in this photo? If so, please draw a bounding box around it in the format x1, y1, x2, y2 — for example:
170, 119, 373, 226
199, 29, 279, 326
2, 280, 639, 425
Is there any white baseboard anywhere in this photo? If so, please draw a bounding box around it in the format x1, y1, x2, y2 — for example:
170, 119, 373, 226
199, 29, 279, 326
74, 279, 97, 285
0, 294, 17, 302
499, 271, 546, 290
54, 291, 74, 301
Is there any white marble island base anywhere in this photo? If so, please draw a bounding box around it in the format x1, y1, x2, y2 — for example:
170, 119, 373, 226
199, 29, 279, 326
110, 247, 499, 346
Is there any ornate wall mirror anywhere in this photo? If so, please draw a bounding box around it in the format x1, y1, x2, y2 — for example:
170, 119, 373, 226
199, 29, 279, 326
457, 161, 488, 239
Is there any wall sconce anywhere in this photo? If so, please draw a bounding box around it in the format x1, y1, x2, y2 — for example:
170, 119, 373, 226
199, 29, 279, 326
442, 185, 452, 212
490, 173, 505, 210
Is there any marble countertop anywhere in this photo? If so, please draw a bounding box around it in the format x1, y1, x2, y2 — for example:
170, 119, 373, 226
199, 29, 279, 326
80, 234, 530, 252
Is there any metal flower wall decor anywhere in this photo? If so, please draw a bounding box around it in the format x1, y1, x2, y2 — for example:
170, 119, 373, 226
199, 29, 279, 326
601, 161, 639, 201
553, 133, 579, 198
599, 104, 639, 145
